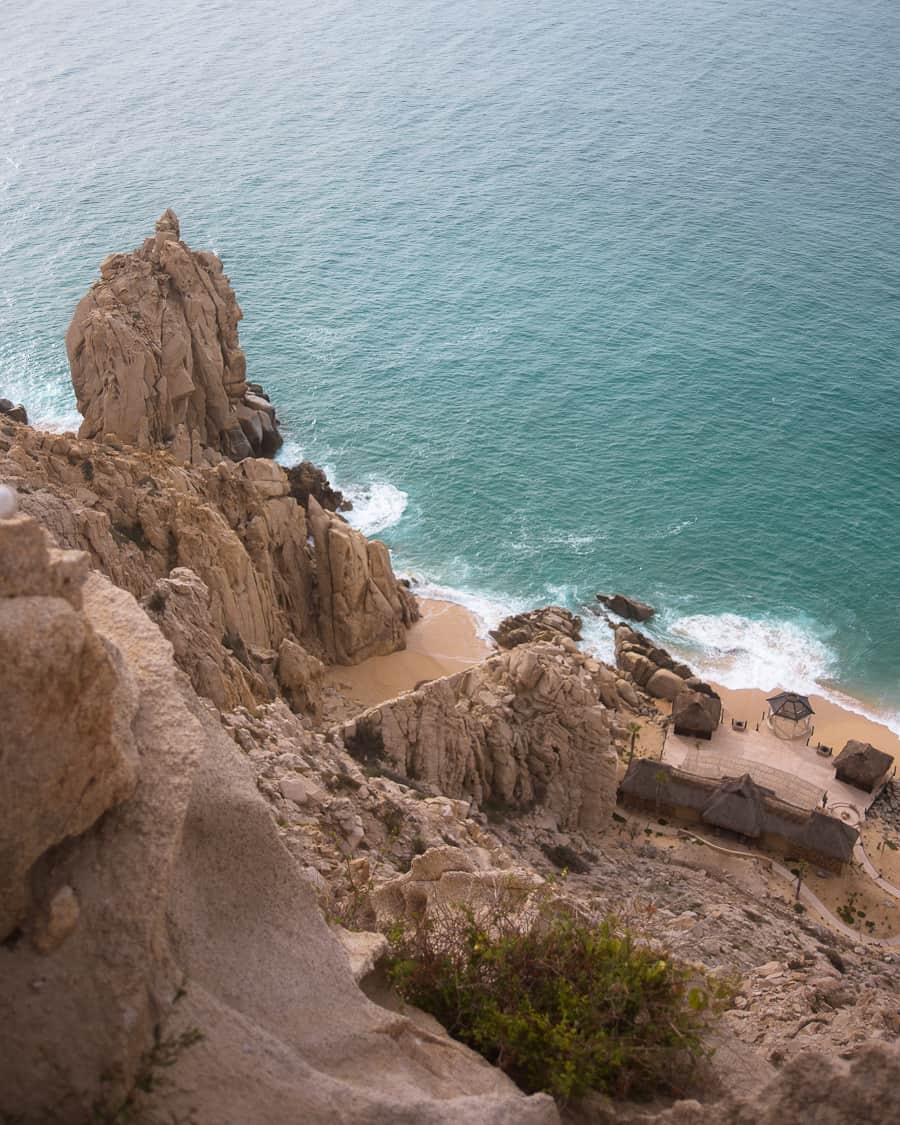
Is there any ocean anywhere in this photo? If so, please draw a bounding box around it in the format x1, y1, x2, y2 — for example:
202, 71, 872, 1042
2, 0, 898, 728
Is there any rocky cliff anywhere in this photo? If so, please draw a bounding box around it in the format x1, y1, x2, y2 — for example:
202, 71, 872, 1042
67, 209, 282, 462
0, 419, 416, 707
0, 514, 558, 1124
2, 213, 897, 1124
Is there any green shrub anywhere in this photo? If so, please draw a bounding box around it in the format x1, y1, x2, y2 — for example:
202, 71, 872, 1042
384, 899, 730, 1103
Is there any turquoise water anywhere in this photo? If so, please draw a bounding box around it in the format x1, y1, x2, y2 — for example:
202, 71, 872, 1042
2, 0, 899, 724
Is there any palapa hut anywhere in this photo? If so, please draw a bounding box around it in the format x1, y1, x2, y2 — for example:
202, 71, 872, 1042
701, 774, 767, 838
766, 691, 814, 740
672, 690, 722, 740
833, 740, 893, 793
618, 759, 857, 872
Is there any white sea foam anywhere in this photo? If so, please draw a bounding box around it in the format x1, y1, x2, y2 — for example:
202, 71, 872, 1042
407, 578, 531, 643
343, 480, 409, 537
274, 437, 408, 537
663, 612, 900, 736
665, 612, 836, 694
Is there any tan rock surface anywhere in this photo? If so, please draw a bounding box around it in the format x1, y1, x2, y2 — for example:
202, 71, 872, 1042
67, 209, 281, 462
0, 514, 138, 939
337, 638, 619, 834
0, 423, 414, 691
0, 548, 557, 1125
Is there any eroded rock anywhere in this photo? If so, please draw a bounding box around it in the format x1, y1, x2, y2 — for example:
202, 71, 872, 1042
0, 515, 138, 940
490, 605, 582, 649
67, 210, 282, 462
336, 638, 618, 834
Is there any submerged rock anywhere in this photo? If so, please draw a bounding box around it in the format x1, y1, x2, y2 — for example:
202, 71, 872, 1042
596, 592, 656, 622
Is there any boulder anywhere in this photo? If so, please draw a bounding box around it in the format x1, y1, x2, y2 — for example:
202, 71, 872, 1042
66, 210, 283, 462
490, 605, 582, 649
645, 667, 690, 702
335, 640, 618, 835
596, 592, 656, 621
0, 515, 138, 940
0, 397, 28, 424
286, 460, 350, 512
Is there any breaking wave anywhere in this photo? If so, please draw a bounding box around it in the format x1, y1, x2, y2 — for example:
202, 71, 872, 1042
343, 480, 409, 537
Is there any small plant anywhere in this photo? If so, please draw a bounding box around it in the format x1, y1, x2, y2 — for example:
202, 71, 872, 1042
836, 892, 860, 926
384, 897, 730, 1104
626, 722, 641, 764
345, 718, 385, 767
92, 991, 203, 1123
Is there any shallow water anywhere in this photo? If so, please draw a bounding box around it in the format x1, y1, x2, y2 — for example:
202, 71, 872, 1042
2, 0, 898, 724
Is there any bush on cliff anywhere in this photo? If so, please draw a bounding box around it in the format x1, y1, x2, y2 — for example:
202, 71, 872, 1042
385, 900, 731, 1104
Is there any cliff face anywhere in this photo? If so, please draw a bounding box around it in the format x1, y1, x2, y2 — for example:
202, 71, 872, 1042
0, 420, 416, 700
0, 517, 556, 1124
67, 209, 281, 463
337, 639, 619, 834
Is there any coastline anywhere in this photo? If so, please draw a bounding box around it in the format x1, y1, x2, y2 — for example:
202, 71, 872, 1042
712, 684, 900, 767
323, 598, 491, 708
330, 597, 900, 768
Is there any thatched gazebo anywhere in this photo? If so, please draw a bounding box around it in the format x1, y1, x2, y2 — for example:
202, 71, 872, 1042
833, 740, 893, 793
701, 774, 768, 839
797, 810, 858, 868
672, 690, 722, 740
766, 691, 814, 740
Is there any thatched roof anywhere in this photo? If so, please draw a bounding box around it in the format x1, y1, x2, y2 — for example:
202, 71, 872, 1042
620, 759, 709, 812
767, 692, 814, 720
619, 759, 859, 865
834, 740, 893, 792
797, 810, 858, 864
701, 774, 767, 838
672, 691, 722, 736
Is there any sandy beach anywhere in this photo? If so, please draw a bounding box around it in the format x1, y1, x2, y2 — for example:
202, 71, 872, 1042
324, 598, 491, 708
713, 684, 900, 765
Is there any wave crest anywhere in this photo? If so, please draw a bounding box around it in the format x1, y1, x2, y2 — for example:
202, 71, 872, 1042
343, 480, 408, 537
666, 612, 836, 694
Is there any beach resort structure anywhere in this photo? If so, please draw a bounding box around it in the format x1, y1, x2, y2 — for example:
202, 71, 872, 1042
766, 691, 815, 740
833, 740, 894, 793
620, 759, 858, 872
671, 690, 721, 740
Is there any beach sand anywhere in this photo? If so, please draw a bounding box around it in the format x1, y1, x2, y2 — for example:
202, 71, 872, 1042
324, 599, 491, 709
713, 684, 900, 765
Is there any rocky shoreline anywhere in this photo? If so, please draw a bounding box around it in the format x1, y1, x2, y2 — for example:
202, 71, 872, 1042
1, 213, 898, 1124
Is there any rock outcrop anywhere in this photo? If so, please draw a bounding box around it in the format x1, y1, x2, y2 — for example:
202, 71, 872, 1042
337, 638, 619, 834
0, 520, 557, 1125
0, 397, 27, 424
614, 623, 718, 702
490, 605, 582, 649
67, 209, 283, 462
0, 423, 415, 702
0, 514, 138, 940
287, 459, 351, 512
596, 592, 656, 622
